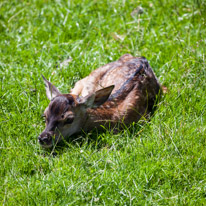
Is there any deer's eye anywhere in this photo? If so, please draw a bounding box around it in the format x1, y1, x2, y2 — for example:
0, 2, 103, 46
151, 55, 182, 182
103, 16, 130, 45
65, 116, 74, 124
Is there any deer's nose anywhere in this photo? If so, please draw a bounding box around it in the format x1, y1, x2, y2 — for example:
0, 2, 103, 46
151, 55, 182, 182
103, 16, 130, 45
38, 133, 52, 144
38, 136, 44, 144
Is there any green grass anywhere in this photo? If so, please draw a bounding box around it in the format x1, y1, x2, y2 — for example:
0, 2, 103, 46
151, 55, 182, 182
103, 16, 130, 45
0, 0, 206, 205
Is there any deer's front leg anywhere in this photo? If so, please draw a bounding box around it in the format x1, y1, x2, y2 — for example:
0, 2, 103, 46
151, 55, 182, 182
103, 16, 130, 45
71, 77, 88, 96
71, 76, 98, 97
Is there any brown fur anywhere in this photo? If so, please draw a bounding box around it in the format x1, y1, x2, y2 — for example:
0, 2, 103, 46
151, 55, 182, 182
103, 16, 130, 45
39, 54, 161, 148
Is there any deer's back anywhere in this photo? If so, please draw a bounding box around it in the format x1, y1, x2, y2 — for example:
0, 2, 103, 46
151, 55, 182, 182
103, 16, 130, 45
80, 54, 160, 99
79, 54, 161, 129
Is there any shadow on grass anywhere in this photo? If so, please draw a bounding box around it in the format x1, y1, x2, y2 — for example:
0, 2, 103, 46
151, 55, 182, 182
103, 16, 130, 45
42, 122, 144, 157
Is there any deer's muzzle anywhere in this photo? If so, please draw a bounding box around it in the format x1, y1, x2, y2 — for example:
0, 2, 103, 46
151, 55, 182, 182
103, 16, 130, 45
38, 131, 54, 148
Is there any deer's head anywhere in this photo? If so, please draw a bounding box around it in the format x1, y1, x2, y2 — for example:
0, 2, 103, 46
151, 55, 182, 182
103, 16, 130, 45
38, 75, 114, 148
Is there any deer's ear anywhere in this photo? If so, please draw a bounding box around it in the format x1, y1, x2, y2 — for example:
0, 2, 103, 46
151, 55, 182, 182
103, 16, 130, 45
78, 85, 114, 108
41, 74, 61, 100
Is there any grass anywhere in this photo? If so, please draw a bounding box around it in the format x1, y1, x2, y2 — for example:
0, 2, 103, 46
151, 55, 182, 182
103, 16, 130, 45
0, 0, 206, 205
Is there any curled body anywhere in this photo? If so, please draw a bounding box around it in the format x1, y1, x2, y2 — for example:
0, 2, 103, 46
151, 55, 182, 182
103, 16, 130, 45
38, 54, 162, 148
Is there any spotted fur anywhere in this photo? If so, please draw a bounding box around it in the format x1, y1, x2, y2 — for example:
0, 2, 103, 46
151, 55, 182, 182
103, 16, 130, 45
38, 54, 162, 148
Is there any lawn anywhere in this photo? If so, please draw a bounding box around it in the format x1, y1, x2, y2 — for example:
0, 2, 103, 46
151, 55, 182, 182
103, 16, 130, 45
0, 0, 206, 205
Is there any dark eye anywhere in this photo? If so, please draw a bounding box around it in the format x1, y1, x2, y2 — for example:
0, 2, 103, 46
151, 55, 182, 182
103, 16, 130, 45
65, 116, 74, 124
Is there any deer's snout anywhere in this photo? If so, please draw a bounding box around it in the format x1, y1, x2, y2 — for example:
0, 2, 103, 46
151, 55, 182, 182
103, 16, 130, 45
38, 131, 54, 148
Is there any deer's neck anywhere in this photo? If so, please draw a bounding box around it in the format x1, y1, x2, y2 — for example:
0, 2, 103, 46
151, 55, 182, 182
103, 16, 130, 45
83, 102, 120, 131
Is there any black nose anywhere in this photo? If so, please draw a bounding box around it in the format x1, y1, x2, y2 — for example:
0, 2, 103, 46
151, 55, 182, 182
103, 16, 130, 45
38, 134, 52, 144
38, 136, 44, 143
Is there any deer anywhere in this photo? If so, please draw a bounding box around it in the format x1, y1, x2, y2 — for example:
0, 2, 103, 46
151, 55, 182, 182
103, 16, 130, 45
38, 54, 162, 148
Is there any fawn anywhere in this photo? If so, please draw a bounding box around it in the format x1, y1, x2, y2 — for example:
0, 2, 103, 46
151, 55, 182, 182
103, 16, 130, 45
38, 54, 161, 148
